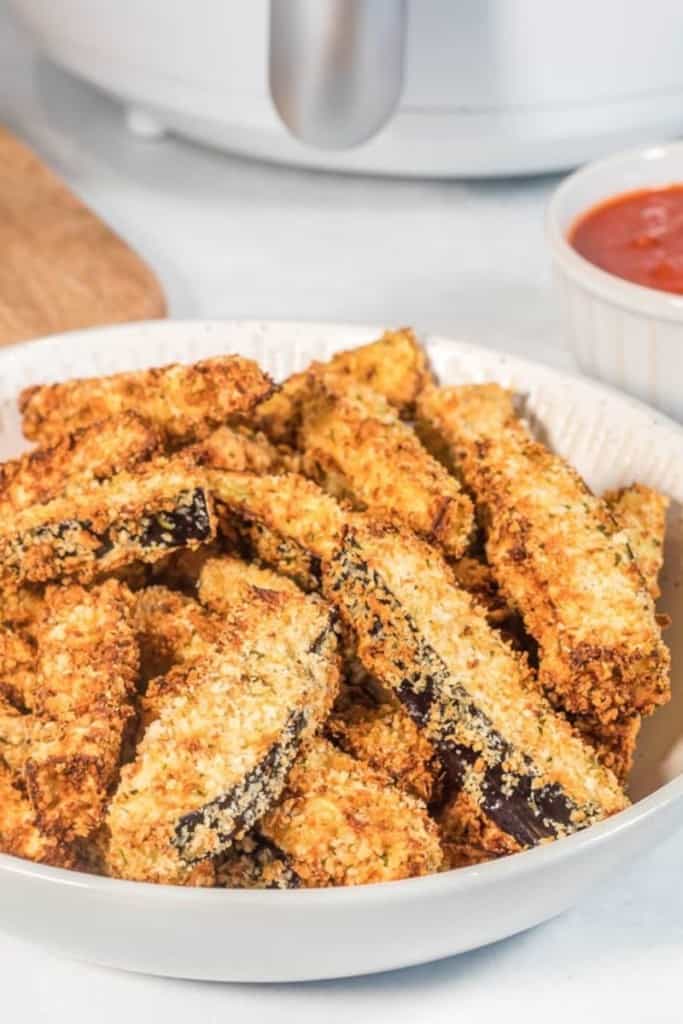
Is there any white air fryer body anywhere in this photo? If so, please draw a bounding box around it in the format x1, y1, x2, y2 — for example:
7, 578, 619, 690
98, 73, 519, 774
9, 0, 683, 177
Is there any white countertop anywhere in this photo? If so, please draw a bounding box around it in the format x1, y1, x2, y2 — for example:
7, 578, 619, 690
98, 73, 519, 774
2, 5, 682, 1022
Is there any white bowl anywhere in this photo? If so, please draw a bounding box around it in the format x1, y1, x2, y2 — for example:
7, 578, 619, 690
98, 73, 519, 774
547, 141, 683, 423
0, 320, 682, 983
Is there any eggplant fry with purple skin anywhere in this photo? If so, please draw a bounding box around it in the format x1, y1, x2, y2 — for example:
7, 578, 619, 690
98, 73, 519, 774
0, 412, 162, 515
324, 521, 628, 851
105, 588, 339, 884
209, 470, 345, 588
417, 384, 670, 725
24, 580, 139, 842
0, 455, 216, 591
258, 737, 442, 888
20, 355, 274, 447
567, 483, 670, 784
299, 374, 474, 559
605, 483, 669, 600
255, 328, 432, 445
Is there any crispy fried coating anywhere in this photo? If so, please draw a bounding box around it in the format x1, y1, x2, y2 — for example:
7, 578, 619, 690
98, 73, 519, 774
106, 591, 339, 884
0, 412, 162, 515
20, 355, 274, 447
565, 485, 669, 783
0, 625, 36, 709
605, 483, 669, 600
0, 585, 45, 634
0, 696, 27, 774
255, 328, 432, 445
133, 586, 223, 682
438, 790, 521, 869
209, 470, 345, 587
215, 833, 302, 890
188, 424, 282, 474
259, 738, 442, 887
325, 521, 628, 850
0, 762, 75, 868
198, 555, 301, 615
0, 455, 216, 590
328, 689, 439, 805
25, 580, 139, 841
299, 376, 473, 559
417, 384, 670, 724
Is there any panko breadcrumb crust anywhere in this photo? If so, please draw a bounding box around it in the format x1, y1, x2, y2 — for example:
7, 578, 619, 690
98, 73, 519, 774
417, 383, 670, 725
0, 332, 670, 887
20, 355, 274, 447
24, 580, 139, 842
299, 373, 474, 559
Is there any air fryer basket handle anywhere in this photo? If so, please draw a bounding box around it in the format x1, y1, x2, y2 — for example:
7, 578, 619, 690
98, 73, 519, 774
269, 0, 407, 150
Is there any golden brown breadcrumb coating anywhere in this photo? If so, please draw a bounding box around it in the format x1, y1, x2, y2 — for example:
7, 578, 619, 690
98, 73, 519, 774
417, 384, 670, 724
0, 412, 162, 515
325, 520, 628, 850
197, 555, 301, 614
188, 424, 282, 474
0, 695, 27, 775
215, 833, 302, 889
299, 375, 473, 559
106, 590, 339, 884
20, 355, 274, 447
0, 455, 216, 590
209, 470, 345, 588
438, 790, 521, 869
255, 328, 432, 445
0, 625, 36, 709
133, 586, 223, 682
24, 580, 139, 841
328, 689, 439, 805
0, 762, 76, 867
605, 483, 669, 600
259, 737, 442, 887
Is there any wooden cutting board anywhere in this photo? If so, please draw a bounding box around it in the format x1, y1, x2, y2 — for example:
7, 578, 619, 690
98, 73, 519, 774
0, 126, 166, 347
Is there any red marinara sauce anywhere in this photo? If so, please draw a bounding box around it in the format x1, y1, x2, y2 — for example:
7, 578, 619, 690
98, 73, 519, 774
569, 185, 683, 294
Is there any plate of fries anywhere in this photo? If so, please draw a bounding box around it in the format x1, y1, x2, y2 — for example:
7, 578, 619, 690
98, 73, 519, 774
0, 319, 681, 981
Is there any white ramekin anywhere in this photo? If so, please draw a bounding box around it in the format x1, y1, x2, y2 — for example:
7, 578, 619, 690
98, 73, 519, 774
547, 142, 683, 423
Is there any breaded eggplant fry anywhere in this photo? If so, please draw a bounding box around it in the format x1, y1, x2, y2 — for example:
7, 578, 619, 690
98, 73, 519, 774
133, 586, 223, 682
20, 355, 274, 447
605, 483, 669, 599
188, 424, 282, 474
0, 412, 162, 514
256, 328, 432, 445
106, 591, 339, 884
325, 522, 628, 850
438, 790, 521, 869
0, 455, 216, 590
215, 833, 302, 890
417, 384, 670, 723
0, 762, 75, 867
327, 689, 440, 805
209, 470, 345, 587
198, 555, 301, 614
569, 485, 669, 783
0, 696, 27, 775
0, 585, 45, 634
0, 625, 36, 709
299, 377, 473, 559
259, 737, 442, 887
25, 580, 139, 841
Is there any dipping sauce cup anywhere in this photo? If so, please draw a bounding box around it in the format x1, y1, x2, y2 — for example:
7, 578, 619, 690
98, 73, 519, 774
547, 143, 683, 422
